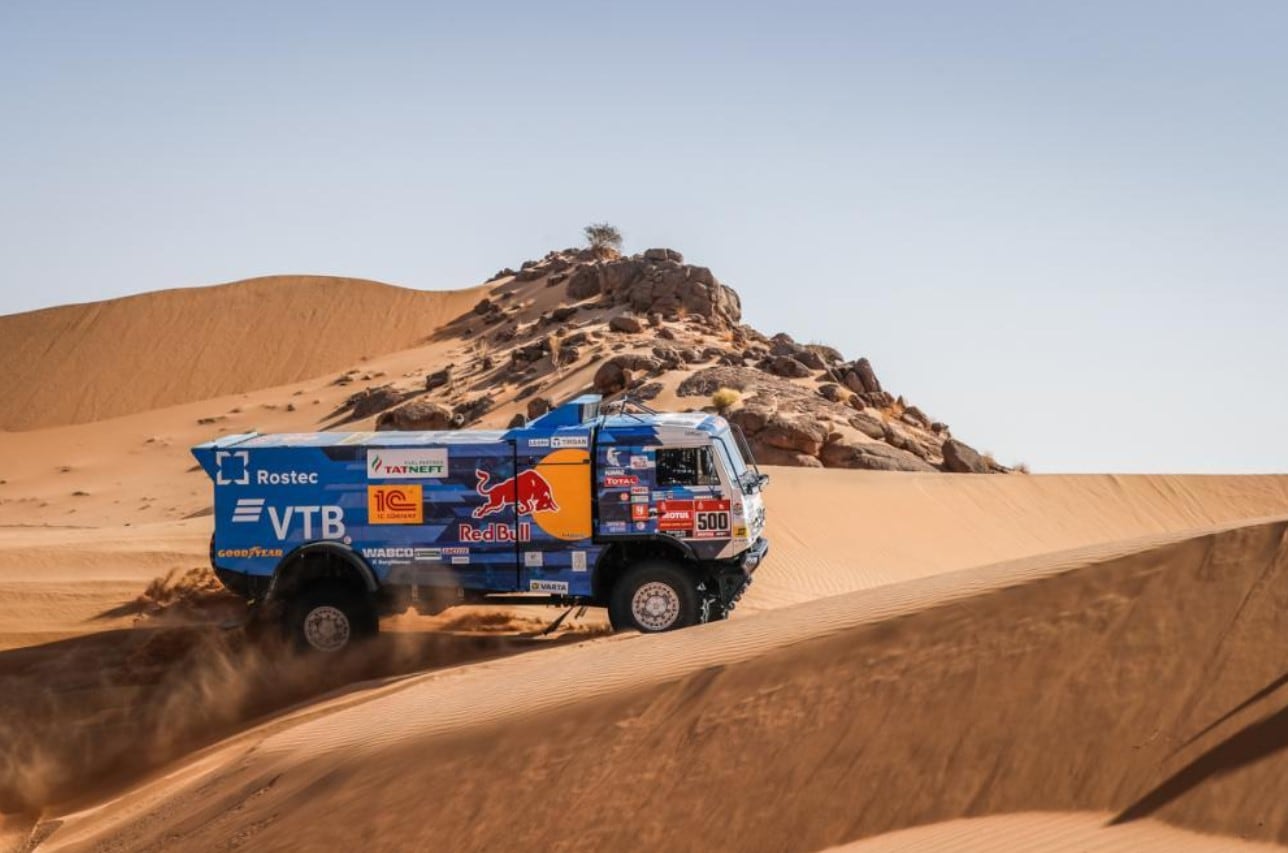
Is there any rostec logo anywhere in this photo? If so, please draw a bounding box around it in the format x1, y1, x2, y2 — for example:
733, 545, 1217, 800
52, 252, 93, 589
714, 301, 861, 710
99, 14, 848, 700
215, 451, 250, 486
367, 449, 448, 480
472, 469, 559, 519
231, 499, 346, 540
368, 485, 424, 524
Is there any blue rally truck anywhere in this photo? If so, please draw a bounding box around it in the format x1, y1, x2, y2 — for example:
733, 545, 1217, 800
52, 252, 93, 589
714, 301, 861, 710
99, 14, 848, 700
193, 395, 769, 652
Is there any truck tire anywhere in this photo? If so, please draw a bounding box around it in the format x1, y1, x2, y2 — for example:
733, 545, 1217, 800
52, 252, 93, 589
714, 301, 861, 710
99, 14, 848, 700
608, 562, 701, 633
286, 581, 377, 653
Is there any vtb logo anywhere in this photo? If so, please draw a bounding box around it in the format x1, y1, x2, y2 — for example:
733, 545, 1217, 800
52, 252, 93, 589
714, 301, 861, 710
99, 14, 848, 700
472, 469, 559, 519
231, 499, 346, 540
368, 485, 424, 524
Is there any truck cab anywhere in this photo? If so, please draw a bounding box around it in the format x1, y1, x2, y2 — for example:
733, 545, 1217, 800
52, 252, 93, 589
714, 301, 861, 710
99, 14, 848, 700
193, 395, 768, 652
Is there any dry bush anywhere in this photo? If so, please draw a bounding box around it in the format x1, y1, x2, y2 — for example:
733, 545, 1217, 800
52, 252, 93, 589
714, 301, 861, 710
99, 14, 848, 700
583, 222, 623, 256
711, 388, 742, 411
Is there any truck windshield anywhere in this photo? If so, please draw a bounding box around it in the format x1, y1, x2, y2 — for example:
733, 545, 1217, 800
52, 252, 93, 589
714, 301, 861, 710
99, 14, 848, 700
713, 432, 752, 492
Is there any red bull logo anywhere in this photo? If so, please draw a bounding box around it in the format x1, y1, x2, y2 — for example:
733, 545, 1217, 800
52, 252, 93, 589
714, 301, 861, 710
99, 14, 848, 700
472, 468, 560, 519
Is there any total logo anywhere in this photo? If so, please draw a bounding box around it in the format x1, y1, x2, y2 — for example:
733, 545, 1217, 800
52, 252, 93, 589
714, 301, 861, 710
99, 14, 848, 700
215, 450, 318, 486
230, 499, 346, 540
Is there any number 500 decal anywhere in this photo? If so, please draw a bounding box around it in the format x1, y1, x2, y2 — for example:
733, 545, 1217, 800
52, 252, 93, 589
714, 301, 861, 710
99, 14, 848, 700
693, 499, 731, 538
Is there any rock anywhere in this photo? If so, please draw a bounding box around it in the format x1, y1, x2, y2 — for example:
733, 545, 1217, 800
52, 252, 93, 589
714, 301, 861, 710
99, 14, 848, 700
609, 315, 644, 334
752, 446, 824, 467
657, 327, 677, 341
764, 355, 813, 378
942, 439, 989, 473
819, 440, 937, 472
651, 346, 683, 369
376, 399, 453, 431
634, 381, 664, 401
424, 367, 452, 391
487, 267, 516, 282
854, 357, 882, 393
903, 405, 929, 428
643, 248, 671, 261
473, 298, 494, 316
567, 265, 603, 299
806, 343, 845, 365
593, 362, 629, 395
727, 406, 770, 435
549, 305, 579, 322
818, 383, 843, 403
677, 366, 751, 397
507, 413, 527, 429
758, 413, 828, 456
527, 397, 553, 420
848, 412, 887, 441
453, 396, 494, 427
842, 370, 866, 395
348, 385, 408, 420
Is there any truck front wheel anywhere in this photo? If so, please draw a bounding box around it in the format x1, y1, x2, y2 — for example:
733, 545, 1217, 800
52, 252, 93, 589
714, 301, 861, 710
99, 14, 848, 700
608, 562, 701, 633
286, 581, 377, 653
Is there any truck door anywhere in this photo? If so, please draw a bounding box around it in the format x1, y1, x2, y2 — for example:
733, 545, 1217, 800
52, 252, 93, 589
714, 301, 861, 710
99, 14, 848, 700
515, 442, 593, 596
436, 441, 521, 592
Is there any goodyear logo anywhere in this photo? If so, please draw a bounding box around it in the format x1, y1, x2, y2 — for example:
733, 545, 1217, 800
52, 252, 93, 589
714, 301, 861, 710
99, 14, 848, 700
368, 485, 424, 524
215, 545, 284, 559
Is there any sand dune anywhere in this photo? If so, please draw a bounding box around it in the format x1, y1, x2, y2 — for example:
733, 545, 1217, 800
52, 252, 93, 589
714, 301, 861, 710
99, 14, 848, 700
838, 812, 1282, 851
0, 275, 485, 430
19, 518, 1288, 851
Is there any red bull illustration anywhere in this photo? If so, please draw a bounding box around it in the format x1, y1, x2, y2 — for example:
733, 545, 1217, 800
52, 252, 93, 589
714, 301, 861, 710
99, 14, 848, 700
472, 468, 560, 518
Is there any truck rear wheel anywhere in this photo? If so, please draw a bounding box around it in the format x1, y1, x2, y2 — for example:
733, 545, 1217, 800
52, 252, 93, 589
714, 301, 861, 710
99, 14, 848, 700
608, 562, 701, 633
286, 581, 377, 653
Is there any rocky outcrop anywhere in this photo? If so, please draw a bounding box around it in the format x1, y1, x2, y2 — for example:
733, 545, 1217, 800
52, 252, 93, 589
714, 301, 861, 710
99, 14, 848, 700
942, 438, 990, 474
564, 250, 741, 325
819, 439, 936, 472
376, 399, 452, 431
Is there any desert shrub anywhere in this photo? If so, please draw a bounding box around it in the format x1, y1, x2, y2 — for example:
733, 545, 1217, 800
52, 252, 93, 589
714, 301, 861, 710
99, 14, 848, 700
583, 222, 623, 255
711, 387, 742, 411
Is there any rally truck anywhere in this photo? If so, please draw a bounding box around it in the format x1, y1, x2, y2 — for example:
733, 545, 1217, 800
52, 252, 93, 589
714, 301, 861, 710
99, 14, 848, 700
193, 395, 769, 652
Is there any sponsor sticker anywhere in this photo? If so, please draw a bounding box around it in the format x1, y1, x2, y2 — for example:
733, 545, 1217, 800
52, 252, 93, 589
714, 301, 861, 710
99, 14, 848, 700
571, 551, 587, 572
629, 455, 651, 469
368, 485, 424, 524
450, 555, 470, 565
630, 486, 650, 496
657, 499, 694, 532
631, 503, 650, 521
530, 579, 569, 594
414, 548, 441, 561
551, 435, 589, 449
630, 493, 649, 503
524, 551, 544, 568
367, 448, 447, 479
604, 474, 639, 488
603, 521, 627, 533
693, 499, 732, 539
215, 545, 283, 559
362, 547, 414, 561
214, 450, 250, 485
527, 438, 551, 448
458, 522, 532, 543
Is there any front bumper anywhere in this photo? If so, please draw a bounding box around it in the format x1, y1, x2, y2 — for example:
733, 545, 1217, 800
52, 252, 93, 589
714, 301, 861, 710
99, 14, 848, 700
741, 536, 769, 573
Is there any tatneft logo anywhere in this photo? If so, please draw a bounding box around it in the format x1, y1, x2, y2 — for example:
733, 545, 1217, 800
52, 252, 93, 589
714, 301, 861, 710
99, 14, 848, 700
367, 448, 448, 479
231, 499, 346, 540
215, 450, 318, 485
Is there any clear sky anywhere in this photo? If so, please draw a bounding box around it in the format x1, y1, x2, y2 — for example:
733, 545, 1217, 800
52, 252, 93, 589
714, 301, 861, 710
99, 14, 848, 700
2, 1, 1285, 472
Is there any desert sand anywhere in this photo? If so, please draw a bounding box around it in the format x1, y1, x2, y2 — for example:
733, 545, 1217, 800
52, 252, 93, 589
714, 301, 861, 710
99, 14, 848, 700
4, 269, 1288, 851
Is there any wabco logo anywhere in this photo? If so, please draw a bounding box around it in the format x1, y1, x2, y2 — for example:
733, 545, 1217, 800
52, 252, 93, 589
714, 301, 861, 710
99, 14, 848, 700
230, 498, 346, 540
367, 449, 448, 479
472, 469, 559, 518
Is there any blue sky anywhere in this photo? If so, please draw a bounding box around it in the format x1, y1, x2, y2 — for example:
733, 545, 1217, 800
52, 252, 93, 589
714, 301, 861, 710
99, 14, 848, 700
2, 1, 1285, 472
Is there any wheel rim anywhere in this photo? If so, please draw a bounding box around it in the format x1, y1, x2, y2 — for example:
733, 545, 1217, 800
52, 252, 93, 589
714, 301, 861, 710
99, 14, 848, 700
631, 581, 682, 631
302, 605, 351, 652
